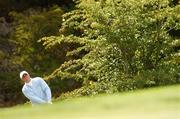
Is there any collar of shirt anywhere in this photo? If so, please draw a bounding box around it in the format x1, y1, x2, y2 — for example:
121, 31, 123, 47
25, 78, 33, 86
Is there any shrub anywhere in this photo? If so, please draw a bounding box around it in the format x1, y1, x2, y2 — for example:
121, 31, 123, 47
41, 0, 180, 98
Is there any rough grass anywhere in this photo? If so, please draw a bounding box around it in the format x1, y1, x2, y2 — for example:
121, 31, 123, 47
0, 85, 179, 119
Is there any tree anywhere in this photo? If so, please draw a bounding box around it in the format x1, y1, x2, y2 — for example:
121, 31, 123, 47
41, 0, 180, 98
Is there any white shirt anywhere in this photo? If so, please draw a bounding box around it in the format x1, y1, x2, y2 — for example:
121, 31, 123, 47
22, 77, 52, 105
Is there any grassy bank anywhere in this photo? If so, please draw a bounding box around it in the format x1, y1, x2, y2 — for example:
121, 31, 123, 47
0, 85, 179, 119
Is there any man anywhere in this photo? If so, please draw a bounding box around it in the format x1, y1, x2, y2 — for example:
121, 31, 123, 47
20, 71, 52, 105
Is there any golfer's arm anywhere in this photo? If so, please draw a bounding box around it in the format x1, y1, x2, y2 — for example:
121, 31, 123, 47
40, 78, 52, 102
44, 86, 52, 102
23, 90, 46, 104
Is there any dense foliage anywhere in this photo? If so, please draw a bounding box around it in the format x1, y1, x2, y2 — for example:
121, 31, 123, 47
41, 0, 180, 98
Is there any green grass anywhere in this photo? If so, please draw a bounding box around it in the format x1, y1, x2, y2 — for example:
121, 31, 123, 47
0, 85, 180, 119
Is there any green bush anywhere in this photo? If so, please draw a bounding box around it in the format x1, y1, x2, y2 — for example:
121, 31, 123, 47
9, 5, 64, 74
41, 0, 180, 99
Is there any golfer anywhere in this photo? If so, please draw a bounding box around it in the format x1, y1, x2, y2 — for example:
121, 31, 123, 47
20, 71, 52, 105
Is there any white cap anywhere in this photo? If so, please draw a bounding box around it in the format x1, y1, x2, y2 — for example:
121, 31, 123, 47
20, 71, 28, 79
